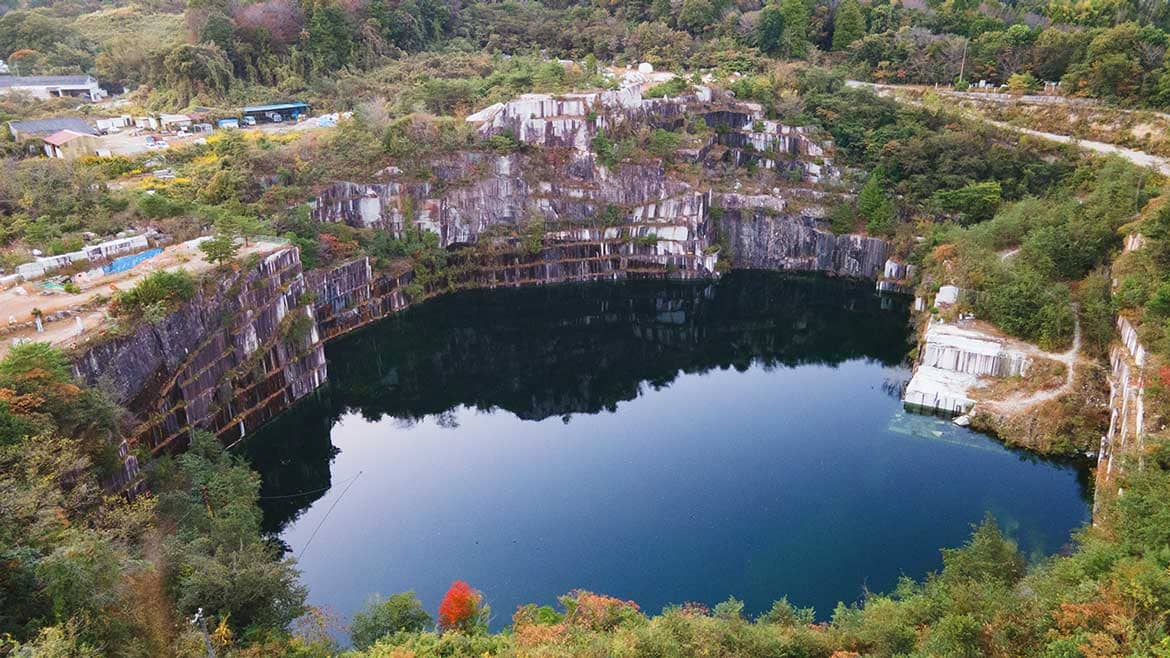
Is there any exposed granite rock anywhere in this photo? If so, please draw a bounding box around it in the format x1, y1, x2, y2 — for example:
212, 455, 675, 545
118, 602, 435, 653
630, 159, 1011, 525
1097, 316, 1150, 498
312, 151, 721, 281
306, 258, 413, 340
902, 321, 1033, 416
714, 195, 889, 278
73, 248, 326, 455
875, 259, 917, 294
310, 88, 885, 286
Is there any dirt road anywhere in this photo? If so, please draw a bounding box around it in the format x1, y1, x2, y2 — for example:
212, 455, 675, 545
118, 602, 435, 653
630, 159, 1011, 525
980, 311, 1082, 415
846, 80, 1170, 176
0, 239, 286, 359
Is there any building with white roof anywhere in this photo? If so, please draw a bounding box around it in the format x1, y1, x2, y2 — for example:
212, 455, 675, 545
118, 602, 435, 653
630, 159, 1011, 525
0, 75, 106, 101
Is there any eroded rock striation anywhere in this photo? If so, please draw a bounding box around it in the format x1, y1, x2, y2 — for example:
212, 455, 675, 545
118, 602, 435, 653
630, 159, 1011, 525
74, 249, 326, 464
312, 80, 885, 282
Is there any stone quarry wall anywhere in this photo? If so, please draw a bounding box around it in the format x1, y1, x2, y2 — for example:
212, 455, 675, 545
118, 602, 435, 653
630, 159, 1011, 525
1096, 315, 1149, 509
465, 83, 834, 181
74, 248, 327, 460
919, 337, 1029, 378
902, 322, 1032, 416
309, 162, 886, 284
715, 197, 890, 279
82, 87, 904, 490
309, 86, 864, 284
311, 151, 723, 282
306, 258, 414, 340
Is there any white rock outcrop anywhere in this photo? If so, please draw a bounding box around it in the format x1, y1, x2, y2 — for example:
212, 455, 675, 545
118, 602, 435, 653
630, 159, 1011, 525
903, 322, 1031, 415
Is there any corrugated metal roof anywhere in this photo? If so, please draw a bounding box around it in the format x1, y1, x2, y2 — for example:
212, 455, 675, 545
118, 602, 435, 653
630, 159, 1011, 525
0, 75, 96, 88
242, 102, 309, 113
7, 117, 97, 136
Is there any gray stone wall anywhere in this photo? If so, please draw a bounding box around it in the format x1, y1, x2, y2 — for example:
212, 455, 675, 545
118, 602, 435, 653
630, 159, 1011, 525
74, 248, 326, 455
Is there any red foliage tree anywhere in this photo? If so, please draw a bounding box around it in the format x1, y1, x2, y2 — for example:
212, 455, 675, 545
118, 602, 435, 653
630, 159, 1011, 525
232, 0, 305, 49
438, 580, 481, 631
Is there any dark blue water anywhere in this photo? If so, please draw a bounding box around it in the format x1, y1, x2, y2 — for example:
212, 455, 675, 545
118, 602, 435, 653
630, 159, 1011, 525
246, 273, 1090, 630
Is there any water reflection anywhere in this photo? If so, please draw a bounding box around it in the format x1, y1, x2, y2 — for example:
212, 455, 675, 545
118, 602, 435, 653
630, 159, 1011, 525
243, 273, 1089, 627
247, 273, 911, 531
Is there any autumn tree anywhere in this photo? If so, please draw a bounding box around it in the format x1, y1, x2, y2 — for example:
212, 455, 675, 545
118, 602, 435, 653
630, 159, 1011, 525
438, 581, 485, 632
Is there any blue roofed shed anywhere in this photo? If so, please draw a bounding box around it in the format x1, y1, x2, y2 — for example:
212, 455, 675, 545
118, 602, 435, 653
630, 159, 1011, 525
241, 102, 310, 122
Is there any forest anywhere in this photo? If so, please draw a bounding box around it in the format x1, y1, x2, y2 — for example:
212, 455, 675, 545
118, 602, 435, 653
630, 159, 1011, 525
2, 0, 1170, 117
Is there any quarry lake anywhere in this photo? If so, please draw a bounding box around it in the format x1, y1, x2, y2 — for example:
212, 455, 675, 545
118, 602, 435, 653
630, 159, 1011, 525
244, 272, 1091, 629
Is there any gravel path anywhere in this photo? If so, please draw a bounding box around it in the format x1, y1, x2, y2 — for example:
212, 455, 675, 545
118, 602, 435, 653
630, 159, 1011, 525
980, 311, 1081, 415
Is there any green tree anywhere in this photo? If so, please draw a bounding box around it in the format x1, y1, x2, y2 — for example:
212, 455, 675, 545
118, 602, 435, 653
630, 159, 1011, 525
779, 0, 811, 58
199, 233, 240, 265
940, 515, 1026, 586
351, 593, 433, 649
0, 341, 72, 390
1006, 72, 1040, 94
307, 0, 355, 72
156, 432, 308, 633
158, 42, 234, 106
932, 181, 1002, 225
756, 0, 785, 54
920, 613, 984, 658
678, 0, 715, 35
217, 214, 270, 246
1145, 281, 1170, 318
858, 175, 893, 235
831, 0, 865, 51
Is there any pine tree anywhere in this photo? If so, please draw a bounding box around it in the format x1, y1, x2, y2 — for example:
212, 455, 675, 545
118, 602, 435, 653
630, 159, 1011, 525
858, 175, 894, 236
831, 0, 865, 51
778, 0, 810, 58
757, 0, 785, 54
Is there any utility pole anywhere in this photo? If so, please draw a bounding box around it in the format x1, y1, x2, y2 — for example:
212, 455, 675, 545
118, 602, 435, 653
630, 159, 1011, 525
192, 608, 216, 658
958, 39, 968, 85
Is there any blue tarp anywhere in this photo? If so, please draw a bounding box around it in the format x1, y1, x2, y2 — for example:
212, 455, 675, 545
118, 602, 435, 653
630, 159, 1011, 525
103, 248, 162, 275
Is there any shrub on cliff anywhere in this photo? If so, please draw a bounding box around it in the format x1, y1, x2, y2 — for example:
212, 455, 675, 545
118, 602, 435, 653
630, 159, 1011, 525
111, 269, 197, 320
644, 77, 690, 99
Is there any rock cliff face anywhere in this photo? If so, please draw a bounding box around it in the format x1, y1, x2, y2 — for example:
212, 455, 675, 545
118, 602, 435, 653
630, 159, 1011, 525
714, 197, 890, 278
311, 154, 716, 279
902, 322, 1032, 416
1097, 316, 1149, 507
80, 84, 905, 484
312, 84, 884, 283
74, 249, 326, 459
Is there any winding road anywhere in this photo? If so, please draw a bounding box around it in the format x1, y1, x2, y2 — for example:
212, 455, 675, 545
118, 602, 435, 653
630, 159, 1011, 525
846, 81, 1170, 176
981, 311, 1082, 415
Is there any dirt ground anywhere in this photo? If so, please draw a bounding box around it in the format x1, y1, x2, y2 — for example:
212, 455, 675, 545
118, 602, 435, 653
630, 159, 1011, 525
0, 239, 286, 359
99, 118, 325, 157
